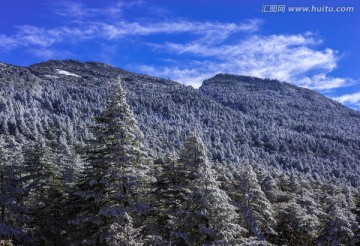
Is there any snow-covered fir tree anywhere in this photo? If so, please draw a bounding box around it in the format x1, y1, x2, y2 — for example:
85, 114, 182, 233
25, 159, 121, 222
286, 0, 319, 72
233, 163, 276, 242
22, 137, 67, 245
147, 152, 179, 244
272, 172, 322, 245
106, 212, 143, 246
172, 130, 246, 245
318, 194, 358, 245
275, 199, 318, 245
71, 78, 152, 245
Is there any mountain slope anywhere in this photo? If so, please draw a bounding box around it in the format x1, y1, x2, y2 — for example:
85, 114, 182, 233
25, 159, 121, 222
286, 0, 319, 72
200, 74, 360, 185
0, 60, 359, 185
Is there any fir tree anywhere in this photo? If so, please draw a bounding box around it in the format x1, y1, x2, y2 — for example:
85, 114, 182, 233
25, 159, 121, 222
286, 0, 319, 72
172, 130, 245, 245
22, 137, 67, 245
273, 173, 321, 245
107, 212, 143, 246
234, 163, 276, 241
275, 200, 318, 245
147, 153, 179, 244
318, 195, 358, 246
71, 78, 151, 245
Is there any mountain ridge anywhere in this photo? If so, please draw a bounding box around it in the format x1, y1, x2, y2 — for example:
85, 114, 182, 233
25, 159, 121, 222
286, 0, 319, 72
1, 59, 360, 186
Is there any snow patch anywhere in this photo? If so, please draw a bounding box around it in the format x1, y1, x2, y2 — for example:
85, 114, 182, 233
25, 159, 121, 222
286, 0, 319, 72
56, 69, 80, 77
45, 74, 59, 79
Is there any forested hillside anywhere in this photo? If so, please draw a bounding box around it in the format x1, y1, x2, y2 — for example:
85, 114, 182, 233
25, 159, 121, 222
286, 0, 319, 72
200, 74, 360, 186
1, 60, 360, 184
0, 60, 359, 245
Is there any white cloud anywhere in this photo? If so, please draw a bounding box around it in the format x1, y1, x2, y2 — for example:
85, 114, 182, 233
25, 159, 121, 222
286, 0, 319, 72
96, 19, 261, 42
334, 92, 360, 105
144, 33, 354, 90
48, 0, 261, 44
333, 92, 360, 110
15, 26, 58, 47
297, 74, 355, 90
52, 1, 124, 18
0, 18, 261, 50
0, 35, 19, 50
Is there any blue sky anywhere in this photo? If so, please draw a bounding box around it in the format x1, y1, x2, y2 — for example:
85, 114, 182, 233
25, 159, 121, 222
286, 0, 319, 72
1, 0, 359, 109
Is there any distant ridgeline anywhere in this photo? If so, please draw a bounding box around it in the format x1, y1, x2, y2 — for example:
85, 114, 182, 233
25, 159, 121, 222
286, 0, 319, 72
0, 60, 359, 245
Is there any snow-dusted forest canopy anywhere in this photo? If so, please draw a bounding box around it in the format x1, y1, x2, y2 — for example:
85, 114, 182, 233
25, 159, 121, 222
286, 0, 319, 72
0, 60, 359, 245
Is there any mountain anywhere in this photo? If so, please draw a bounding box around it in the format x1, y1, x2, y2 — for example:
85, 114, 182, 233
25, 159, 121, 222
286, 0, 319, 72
0, 59, 360, 186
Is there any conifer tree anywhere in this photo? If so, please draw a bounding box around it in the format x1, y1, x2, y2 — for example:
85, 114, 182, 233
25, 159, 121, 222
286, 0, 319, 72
318, 195, 358, 245
234, 164, 276, 241
22, 137, 67, 245
148, 153, 179, 244
275, 200, 318, 245
260, 173, 279, 203
273, 173, 320, 245
172, 130, 245, 245
71, 78, 151, 245
107, 212, 143, 246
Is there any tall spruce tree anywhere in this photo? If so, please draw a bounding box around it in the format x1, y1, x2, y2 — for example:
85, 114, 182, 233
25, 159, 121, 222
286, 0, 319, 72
147, 153, 179, 244
172, 130, 246, 245
22, 137, 67, 245
71, 78, 151, 245
234, 164, 276, 242
273, 173, 322, 245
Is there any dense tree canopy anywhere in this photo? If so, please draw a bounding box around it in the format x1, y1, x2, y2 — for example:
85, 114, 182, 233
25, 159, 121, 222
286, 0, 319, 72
0, 60, 359, 244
